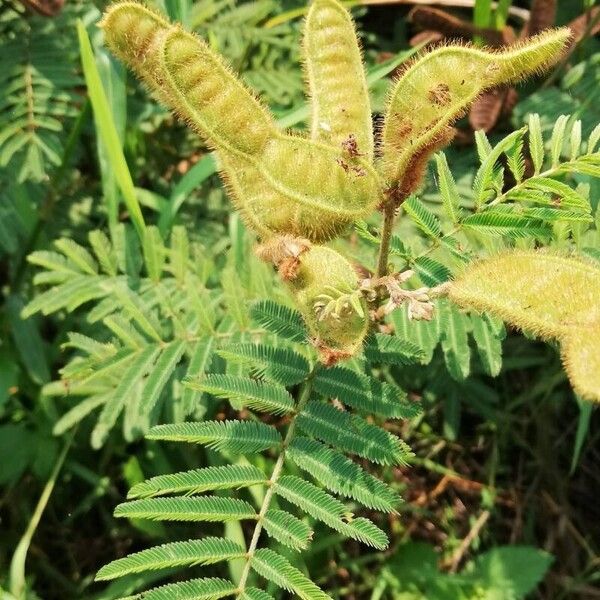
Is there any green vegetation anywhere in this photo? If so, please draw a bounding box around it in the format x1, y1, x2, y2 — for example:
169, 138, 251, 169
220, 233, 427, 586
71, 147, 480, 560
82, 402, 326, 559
1, 1, 599, 599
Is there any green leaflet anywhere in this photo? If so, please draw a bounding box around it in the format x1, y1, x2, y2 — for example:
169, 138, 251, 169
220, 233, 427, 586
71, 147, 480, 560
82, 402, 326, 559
185, 374, 295, 415
313, 366, 418, 419
297, 401, 412, 466
114, 496, 256, 522
91, 345, 160, 448
471, 314, 505, 377
250, 300, 306, 342
288, 437, 401, 512
274, 475, 388, 549
127, 464, 266, 499
363, 333, 424, 365
217, 343, 310, 385
119, 577, 237, 600
263, 509, 313, 550
96, 537, 245, 580
147, 420, 282, 453
251, 548, 332, 600
439, 301, 471, 382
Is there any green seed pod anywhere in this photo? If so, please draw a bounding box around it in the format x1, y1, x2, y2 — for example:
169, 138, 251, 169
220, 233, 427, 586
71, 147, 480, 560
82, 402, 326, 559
289, 246, 369, 362
101, 2, 276, 155
448, 250, 600, 401
381, 29, 571, 200
219, 136, 381, 241
101, 2, 382, 242
304, 0, 374, 161
562, 319, 600, 402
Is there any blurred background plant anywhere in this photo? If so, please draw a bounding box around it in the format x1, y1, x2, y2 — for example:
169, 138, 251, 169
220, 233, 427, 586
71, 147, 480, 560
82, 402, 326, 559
0, 0, 599, 598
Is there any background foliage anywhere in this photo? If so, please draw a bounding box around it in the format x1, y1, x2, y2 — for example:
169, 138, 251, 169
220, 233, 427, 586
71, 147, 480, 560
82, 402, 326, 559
1, 0, 599, 598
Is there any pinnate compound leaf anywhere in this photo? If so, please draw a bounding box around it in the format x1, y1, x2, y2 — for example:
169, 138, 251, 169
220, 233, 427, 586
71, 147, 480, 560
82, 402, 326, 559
127, 464, 266, 499
274, 475, 388, 549
184, 374, 295, 415
114, 496, 256, 522
120, 577, 236, 600
288, 437, 401, 512
250, 300, 306, 342
403, 196, 442, 239
297, 401, 412, 466
251, 548, 332, 600
314, 366, 416, 419
147, 420, 281, 453
263, 509, 313, 550
96, 537, 245, 580
217, 343, 310, 385
240, 589, 275, 600
363, 333, 424, 365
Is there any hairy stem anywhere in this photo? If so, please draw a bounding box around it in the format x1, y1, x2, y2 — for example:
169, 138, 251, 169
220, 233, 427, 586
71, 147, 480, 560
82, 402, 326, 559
236, 373, 316, 595
376, 205, 396, 278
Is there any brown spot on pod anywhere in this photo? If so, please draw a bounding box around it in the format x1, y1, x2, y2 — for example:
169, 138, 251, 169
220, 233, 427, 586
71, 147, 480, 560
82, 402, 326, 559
428, 83, 452, 106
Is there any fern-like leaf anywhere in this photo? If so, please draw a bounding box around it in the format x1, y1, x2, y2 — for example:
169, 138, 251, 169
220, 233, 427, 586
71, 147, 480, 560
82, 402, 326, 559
404, 195, 442, 239
288, 437, 401, 512
217, 343, 310, 385
314, 366, 417, 419
274, 476, 388, 549
297, 402, 412, 466
96, 537, 245, 580
185, 374, 295, 415
363, 333, 424, 365
114, 496, 256, 522
263, 509, 313, 550
251, 548, 332, 600
120, 577, 237, 600
127, 464, 266, 499
250, 300, 306, 342
147, 421, 281, 453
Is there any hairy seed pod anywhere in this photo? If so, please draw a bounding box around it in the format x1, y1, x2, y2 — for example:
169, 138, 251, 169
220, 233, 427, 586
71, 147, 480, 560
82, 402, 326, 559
288, 246, 369, 362
101, 2, 381, 242
219, 136, 381, 241
561, 319, 600, 402
381, 28, 571, 200
304, 0, 374, 161
448, 250, 600, 401
101, 2, 275, 155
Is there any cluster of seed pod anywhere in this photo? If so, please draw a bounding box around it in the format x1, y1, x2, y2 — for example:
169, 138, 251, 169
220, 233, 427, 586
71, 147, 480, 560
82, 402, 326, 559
101, 0, 570, 361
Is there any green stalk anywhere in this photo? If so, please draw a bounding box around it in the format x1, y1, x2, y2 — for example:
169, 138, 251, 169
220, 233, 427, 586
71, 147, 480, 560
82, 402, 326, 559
236, 375, 316, 595
376, 204, 396, 278
9, 431, 75, 599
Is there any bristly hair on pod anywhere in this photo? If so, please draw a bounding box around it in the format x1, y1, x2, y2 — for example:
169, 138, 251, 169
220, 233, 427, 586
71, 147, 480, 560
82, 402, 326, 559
101, 0, 382, 243
302, 0, 374, 161
288, 245, 369, 363
447, 249, 600, 401
380, 28, 571, 203
561, 318, 600, 402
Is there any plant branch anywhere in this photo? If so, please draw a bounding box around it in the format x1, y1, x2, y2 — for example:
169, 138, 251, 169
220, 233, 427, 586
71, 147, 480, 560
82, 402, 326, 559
376, 204, 396, 278
236, 372, 316, 595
